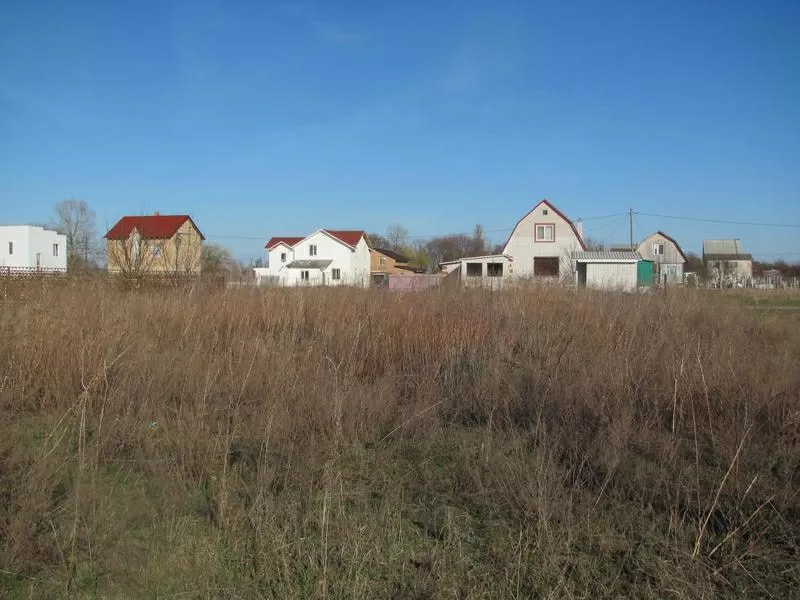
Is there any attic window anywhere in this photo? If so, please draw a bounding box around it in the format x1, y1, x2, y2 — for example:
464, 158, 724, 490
280, 252, 287, 263
653, 243, 665, 256
543, 208, 549, 215
535, 224, 555, 242
309, 245, 318, 257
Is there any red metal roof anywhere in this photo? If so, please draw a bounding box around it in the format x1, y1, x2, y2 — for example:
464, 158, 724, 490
104, 215, 204, 240
265, 236, 304, 249
265, 230, 367, 250
325, 230, 366, 248
502, 199, 587, 251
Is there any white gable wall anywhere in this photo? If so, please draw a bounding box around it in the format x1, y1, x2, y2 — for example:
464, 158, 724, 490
266, 243, 294, 277
502, 201, 584, 279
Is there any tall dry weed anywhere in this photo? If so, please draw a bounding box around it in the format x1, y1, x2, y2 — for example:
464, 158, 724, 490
0, 282, 798, 598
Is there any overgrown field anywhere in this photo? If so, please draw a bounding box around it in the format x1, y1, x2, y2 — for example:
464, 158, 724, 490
1, 283, 798, 598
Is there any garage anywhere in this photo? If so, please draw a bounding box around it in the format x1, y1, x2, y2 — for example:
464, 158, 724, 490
573, 251, 641, 291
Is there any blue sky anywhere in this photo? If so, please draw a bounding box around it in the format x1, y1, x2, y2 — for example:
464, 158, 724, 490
1, 0, 798, 261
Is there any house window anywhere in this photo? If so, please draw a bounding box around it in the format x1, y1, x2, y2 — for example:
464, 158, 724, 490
379, 256, 386, 267
487, 263, 503, 277
7, 242, 12, 255
300, 270, 310, 281
653, 243, 665, 256
534, 256, 559, 277
53, 243, 59, 257
309, 245, 317, 257
535, 224, 555, 242
331, 268, 341, 280
466, 262, 483, 277
280, 252, 287, 263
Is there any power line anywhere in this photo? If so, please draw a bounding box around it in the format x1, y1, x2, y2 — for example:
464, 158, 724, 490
202, 210, 800, 246
635, 211, 800, 228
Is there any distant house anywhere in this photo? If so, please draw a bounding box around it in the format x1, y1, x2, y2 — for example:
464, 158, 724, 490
371, 247, 418, 275
573, 250, 643, 291
0, 225, 67, 273
637, 231, 687, 284
259, 229, 371, 287
703, 239, 753, 282
104, 213, 205, 276
440, 199, 586, 283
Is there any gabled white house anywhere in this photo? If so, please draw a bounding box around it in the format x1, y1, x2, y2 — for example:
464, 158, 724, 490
501, 199, 586, 279
258, 230, 371, 287
0, 225, 67, 272
440, 199, 586, 283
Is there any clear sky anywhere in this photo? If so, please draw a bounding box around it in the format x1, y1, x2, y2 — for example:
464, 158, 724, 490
1, 0, 798, 262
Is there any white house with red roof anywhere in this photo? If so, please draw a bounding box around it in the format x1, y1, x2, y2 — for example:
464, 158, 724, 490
260, 229, 371, 287
439, 199, 586, 282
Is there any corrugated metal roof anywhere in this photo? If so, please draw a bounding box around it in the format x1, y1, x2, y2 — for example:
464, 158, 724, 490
573, 251, 640, 261
285, 259, 334, 269
703, 239, 744, 255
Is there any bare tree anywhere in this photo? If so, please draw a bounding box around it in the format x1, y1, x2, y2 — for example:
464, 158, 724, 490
202, 243, 239, 274
107, 231, 202, 281
386, 224, 409, 250
583, 237, 605, 252
53, 199, 98, 270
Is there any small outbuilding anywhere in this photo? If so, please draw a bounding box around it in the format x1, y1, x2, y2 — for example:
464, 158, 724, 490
573, 251, 641, 291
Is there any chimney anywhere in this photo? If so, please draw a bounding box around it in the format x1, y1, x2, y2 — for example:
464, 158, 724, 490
154, 211, 160, 216
575, 218, 584, 241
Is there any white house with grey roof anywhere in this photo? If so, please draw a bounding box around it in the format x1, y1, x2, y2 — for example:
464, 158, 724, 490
703, 239, 753, 282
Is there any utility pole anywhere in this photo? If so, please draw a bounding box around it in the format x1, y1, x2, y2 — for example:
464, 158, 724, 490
629, 208, 634, 250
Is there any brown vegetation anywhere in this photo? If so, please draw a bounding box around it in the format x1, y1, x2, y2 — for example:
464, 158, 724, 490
1, 283, 798, 598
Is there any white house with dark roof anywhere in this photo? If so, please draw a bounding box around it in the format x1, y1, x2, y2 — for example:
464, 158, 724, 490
258, 229, 371, 287
439, 199, 586, 282
500, 199, 586, 279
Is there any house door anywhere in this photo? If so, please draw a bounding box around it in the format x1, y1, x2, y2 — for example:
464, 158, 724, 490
534, 257, 559, 277
36, 253, 42, 269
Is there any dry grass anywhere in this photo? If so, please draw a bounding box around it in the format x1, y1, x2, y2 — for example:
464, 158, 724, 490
1, 282, 799, 598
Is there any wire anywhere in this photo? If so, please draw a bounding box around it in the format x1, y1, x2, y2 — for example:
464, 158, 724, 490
635, 212, 800, 228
